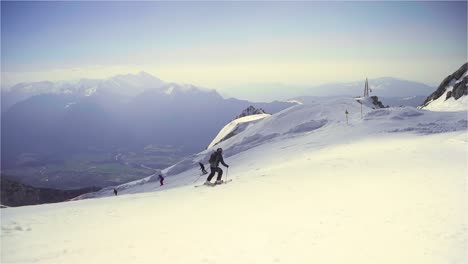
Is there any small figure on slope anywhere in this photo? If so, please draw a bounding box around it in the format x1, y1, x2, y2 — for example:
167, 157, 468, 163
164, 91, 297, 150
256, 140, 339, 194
159, 174, 165, 186
199, 162, 208, 174
113, 189, 118, 196
205, 148, 229, 185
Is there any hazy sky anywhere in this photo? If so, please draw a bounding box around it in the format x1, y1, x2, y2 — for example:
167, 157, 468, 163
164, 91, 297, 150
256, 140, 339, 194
1, 1, 467, 94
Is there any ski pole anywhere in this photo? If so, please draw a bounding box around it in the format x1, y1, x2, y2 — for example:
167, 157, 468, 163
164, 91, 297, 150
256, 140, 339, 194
193, 171, 204, 183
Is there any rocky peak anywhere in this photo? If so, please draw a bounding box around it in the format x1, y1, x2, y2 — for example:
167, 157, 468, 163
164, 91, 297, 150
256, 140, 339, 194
421, 62, 468, 108
235, 106, 267, 119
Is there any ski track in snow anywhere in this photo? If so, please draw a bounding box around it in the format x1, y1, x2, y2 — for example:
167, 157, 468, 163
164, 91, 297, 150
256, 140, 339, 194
1, 97, 467, 264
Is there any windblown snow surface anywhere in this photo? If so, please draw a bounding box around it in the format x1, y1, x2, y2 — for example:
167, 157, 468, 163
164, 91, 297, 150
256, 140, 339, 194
2, 97, 467, 264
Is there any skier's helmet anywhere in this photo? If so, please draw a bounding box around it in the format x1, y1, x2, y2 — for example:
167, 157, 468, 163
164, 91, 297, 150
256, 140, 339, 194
217, 148, 223, 153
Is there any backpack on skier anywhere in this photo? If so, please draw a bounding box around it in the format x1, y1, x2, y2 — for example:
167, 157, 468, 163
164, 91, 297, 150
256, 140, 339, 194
209, 152, 218, 167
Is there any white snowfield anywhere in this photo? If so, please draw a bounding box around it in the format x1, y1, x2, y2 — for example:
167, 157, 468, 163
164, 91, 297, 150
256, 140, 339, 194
2, 97, 467, 264
424, 88, 468, 112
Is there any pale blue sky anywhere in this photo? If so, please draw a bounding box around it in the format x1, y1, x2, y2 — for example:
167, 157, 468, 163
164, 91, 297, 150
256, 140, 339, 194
1, 1, 467, 91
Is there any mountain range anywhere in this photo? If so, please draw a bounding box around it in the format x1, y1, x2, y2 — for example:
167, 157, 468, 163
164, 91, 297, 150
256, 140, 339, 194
226, 77, 435, 104
1, 72, 294, 189
302, 77, 436, 107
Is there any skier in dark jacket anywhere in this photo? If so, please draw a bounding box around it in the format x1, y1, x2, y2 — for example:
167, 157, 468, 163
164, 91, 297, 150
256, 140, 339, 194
158, 174, 165, 186
205, 148, 229, 185
199, 162, 208, 174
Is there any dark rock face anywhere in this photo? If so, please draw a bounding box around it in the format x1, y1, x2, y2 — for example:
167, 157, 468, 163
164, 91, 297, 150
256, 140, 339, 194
355, 96, 387, 109
370, 96, 386, 108
421, 63, 468, 107
235, 106, 267, 119
0, 177, 100, 207
452, 77, 467, 100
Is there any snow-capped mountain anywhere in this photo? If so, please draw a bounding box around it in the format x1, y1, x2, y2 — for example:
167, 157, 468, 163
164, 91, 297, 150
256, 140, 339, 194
1, 71, 167, 112
5, 95, 465, 264
420, 62, 468, 111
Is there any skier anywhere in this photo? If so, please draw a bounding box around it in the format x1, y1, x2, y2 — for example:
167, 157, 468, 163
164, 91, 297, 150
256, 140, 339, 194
113, 189, 118, 196
199, 162, 208, 174
158, 174, 165, 186
205, 148, 229, 185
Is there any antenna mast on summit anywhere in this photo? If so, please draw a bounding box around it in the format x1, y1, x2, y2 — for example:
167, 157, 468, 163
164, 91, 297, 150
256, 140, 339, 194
364, 78, 370, 97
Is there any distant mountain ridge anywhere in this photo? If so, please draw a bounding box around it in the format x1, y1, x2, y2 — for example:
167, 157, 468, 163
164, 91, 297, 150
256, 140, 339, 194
303, 77, 435, 98
3, 75, 437, 112
1, 72, 170, 112
1, 72, 295, 189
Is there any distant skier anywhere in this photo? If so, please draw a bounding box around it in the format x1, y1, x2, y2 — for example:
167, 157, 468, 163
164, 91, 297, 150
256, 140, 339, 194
159, 174, 165, 186
205, 148, 229, 185
199, 162, 208, 174
113, 189, 118, 196
345, 109, 349, 125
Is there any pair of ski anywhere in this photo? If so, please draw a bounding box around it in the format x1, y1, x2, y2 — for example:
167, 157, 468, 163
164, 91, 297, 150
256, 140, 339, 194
194, 179, 232, 188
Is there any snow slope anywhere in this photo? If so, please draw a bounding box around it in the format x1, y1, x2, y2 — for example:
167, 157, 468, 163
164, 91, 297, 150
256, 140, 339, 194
2, 97, 467, 264
424, 92, 468, 112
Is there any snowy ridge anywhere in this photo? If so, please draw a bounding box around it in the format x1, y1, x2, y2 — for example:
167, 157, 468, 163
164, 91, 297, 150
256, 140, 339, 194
284, 99, 303, 105
2, 96, 467, 264
207, 113, 271, 149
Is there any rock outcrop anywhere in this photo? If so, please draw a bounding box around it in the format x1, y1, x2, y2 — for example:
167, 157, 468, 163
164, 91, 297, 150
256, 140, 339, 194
421, 62, 467, 108
0, 177, 100, 207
